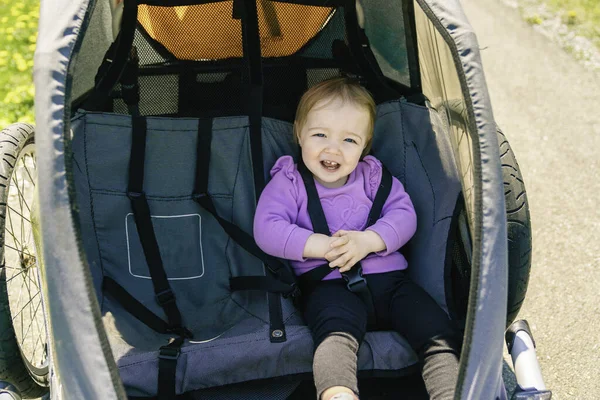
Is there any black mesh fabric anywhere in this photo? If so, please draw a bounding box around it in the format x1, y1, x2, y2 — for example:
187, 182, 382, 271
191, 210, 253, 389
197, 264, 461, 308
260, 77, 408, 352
108, 2, 353, 118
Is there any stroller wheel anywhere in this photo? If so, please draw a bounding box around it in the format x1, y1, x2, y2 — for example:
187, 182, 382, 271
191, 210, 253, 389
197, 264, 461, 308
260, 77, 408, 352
0, 123, 49, 398
497, 127, 532, 327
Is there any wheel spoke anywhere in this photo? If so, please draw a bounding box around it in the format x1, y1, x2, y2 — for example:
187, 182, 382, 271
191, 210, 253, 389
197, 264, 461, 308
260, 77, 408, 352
10, 173, 31, 214
5, 268, 24, 283
6, 203, 22, 252
21, 293, 41, 348
10, 291, 40, 321
4, 243, 35, 259
3, 142, 47, 375
7, 205, 31, 224
23, 156, 36, 185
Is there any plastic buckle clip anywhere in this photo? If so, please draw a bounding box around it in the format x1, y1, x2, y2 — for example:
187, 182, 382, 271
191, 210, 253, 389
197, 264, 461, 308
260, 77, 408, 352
283, 283, 301, 299
155, 289, 176, 306
342, 267, 367, 293
158, 345, 180, 361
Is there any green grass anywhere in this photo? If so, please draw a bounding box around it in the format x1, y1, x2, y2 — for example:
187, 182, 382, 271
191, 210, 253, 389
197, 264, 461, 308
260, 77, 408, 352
545, 0, 600, 47
0, 0, 39, 128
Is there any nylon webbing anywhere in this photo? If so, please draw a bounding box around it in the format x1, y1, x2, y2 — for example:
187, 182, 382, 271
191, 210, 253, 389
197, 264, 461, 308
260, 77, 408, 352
241, 0, 265, 197
127, 116, 186, 332
192, 118, 295, 343
297, 159, 394, 326
158, 337, 184, 400
103, 277, 192, 337
342, 0, 398, 103
120, 55, 188, 399
84, 0, 138, 111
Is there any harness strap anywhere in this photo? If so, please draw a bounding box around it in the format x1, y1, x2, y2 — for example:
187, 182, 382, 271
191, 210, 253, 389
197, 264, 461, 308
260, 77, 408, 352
192, 117, 295, 342
103, 277, 192, 338
84, 0, 138, 111
297, 159, 394, 326
158, 337, 184, 400
128, 115, 187, 332
120, 53, 190, 400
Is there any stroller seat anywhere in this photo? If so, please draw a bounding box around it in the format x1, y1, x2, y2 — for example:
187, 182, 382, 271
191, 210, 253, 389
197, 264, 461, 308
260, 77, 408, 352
71, 99, 461, 397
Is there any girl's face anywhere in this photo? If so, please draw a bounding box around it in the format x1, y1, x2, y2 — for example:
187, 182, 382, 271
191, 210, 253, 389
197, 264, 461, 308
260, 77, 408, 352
297, 98, 371, 188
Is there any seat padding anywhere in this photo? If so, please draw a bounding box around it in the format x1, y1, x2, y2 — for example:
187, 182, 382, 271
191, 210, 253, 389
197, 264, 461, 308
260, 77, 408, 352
70, 100, 459, 396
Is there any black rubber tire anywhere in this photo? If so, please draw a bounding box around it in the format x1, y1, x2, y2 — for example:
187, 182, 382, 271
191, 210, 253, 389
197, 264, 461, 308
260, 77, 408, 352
445, 98, 533, 327
497, 127, 532, 327
0, 123, 49, 399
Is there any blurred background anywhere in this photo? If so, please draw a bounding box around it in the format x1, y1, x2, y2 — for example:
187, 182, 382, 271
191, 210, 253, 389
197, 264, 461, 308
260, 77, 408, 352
0, 0, 38, 128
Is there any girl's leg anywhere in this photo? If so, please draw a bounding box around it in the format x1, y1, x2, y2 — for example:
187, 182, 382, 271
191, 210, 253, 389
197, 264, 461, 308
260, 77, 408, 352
367, 271, 462, 400
314, 332, 360, 400
303, 279, 368, 399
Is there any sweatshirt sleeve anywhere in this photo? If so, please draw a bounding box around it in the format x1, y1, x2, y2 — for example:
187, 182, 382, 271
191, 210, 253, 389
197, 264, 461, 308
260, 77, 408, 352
362, 157, 417, 255
253, 156, 314, 261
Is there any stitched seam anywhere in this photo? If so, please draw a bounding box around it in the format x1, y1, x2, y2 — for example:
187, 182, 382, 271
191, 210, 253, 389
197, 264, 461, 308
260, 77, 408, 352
85, 122, 251, 132
229, 295, 269, 325
83, 119, 107, 310
434, 215, 453, 226
89, 189, 232, 200
411, 141, 436, 225
116, 330, 311, 366
400, 104, 407, 185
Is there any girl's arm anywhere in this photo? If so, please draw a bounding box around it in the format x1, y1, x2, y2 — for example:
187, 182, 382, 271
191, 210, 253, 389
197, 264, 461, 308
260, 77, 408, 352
254, 168, 332, 261
366, 176, 417, 255
303, 233, 335, 259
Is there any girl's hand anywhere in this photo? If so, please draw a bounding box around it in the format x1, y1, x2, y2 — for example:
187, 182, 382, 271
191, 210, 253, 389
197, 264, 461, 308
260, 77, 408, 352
325, 230, 386, 272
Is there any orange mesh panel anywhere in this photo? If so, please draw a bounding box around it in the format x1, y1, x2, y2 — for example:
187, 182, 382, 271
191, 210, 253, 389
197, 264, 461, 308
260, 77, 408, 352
138, 2, 333, 60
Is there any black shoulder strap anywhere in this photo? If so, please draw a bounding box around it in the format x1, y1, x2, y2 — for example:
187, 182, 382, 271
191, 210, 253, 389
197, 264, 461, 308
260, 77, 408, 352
298, 160, 330, 235
297, 158, 394, 326
84, 0, 138, 111
367, 163, 393, 227
192, 118, 297, 343
123, 72, 189, 400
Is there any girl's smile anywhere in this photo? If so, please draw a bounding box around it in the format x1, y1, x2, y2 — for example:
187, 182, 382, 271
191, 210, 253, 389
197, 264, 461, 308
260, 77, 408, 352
297, 98, 371, 189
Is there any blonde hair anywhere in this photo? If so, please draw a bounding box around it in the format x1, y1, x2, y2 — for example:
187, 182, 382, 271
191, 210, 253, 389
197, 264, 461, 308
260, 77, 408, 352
293, 77, 376, 157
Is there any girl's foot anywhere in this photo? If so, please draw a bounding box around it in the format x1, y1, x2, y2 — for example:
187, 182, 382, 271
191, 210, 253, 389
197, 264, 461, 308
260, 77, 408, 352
329, 393, 358, 400
322, 386, 359, 400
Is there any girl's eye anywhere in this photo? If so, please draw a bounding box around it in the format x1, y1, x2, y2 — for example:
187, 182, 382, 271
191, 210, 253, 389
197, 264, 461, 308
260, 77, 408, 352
312, 133, 325, 138
344, 138, 358, 144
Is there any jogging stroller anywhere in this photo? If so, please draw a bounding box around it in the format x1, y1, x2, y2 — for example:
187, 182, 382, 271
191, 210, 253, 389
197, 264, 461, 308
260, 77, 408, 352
0, 0, 551, 399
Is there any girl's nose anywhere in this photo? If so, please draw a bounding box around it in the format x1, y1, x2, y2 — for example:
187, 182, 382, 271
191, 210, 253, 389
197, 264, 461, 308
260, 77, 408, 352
324, 140, 341, 154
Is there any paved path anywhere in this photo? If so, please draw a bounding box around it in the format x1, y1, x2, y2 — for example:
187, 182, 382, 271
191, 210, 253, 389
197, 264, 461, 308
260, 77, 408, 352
461, 0, 600, 398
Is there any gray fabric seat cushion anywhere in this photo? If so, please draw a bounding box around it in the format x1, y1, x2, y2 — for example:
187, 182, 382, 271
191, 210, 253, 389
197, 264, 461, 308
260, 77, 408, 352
70, 100, 459, 396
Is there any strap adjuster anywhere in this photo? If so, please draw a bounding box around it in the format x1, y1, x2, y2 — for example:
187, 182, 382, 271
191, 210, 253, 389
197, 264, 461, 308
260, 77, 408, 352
158, 345, 180, 361
156, 289, 176, 306
342, 267, 367, 293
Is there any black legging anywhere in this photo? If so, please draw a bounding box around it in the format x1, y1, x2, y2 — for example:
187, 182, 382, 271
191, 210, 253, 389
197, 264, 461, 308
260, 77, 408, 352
302, 269, 462, 399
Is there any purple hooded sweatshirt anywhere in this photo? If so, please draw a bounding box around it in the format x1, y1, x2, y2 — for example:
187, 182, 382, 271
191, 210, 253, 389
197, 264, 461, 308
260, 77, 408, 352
253, 155, 417, 280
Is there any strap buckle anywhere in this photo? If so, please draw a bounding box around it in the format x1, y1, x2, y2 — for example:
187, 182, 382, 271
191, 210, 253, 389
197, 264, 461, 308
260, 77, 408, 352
342, 266, 367, 293
283, 283, 301, 299
158, 345, 181, 361
156, 289, 176, 306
